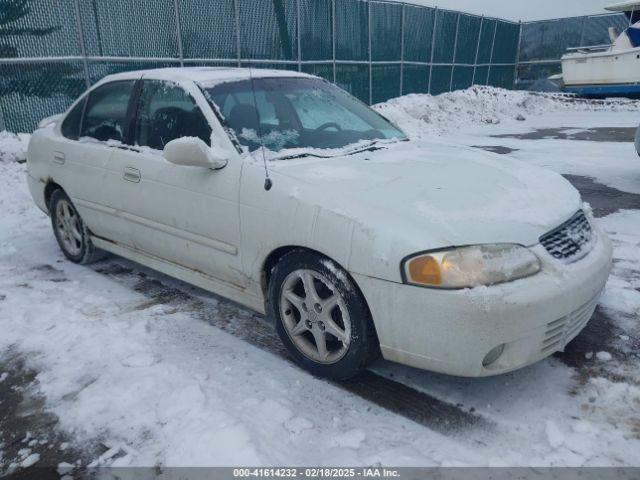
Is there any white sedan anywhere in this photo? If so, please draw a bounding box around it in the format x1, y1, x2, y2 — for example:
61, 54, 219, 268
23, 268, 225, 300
27, 68, 613, 380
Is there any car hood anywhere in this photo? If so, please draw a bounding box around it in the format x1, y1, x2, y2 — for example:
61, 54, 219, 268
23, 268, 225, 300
268, 140, 582, 247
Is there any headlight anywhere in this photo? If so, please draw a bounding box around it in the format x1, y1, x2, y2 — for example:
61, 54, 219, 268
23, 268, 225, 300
402, 244, 541, 289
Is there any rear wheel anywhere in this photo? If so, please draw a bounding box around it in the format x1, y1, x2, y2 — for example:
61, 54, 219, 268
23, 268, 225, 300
269, 250, 377, 380
49, 189, 105, 265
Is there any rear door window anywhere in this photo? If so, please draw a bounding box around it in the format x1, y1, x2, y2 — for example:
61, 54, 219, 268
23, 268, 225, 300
80, 81, 136, 143
133, 81, 212, 151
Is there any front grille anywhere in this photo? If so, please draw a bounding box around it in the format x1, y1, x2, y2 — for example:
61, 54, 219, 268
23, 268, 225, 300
540, 210, 593, 262
541, 294, 600, 354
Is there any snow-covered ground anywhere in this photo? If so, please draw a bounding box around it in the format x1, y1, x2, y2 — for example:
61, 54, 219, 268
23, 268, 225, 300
376, 87, 640, 195
0, 131, 29, 164
1, 88, 639, 473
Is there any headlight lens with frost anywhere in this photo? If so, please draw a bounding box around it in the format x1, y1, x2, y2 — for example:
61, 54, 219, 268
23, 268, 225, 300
402, 244, 541, 289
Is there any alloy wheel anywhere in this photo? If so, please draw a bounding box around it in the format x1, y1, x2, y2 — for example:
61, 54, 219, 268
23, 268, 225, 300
55, 199, 83, 257
279, 269, 352, 364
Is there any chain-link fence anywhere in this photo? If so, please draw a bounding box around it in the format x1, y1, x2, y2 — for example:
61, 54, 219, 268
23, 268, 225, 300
516, 12, 630, 90
0, 0, 519, 133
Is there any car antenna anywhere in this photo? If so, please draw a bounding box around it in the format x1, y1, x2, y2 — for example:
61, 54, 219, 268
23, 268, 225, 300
247, 64, 273, 191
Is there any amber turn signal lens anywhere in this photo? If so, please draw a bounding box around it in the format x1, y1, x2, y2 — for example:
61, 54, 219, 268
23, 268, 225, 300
407, 255, 442, 286
403, 244, 541, 289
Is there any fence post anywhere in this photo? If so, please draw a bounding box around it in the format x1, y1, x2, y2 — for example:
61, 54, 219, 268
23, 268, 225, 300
486, 20, 498, 85
448, 12, 461, 92
428, 6, 438, 94
72, 0, 91, 89
471, 15, 484, 86
400, 2, 405, 96
234, 0, 242, 67
368, 0, 373, 105
332, 0, 337, 83
513, 20, 523, 89
90, 0, 103, 57
297, 0, 302, 71
173, 0, 185, 67
0, 108, 5, 132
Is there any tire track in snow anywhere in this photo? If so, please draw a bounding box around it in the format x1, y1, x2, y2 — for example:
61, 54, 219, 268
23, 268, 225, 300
91, 260, 492, 434
0, 350, 94, 476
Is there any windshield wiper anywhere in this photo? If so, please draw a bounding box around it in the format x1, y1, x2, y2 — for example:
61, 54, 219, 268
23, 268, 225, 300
275, 141, 391, 161
344, 137, 408, 155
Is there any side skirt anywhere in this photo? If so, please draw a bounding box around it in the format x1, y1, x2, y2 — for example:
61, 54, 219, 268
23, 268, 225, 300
91, 236, 266, 315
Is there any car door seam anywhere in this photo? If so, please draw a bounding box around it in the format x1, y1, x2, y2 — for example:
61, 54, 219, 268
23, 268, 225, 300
74, 198, 238, 256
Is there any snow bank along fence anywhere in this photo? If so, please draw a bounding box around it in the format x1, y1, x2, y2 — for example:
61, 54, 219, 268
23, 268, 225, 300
516, 12, 630, 90
0, 0, 520, 133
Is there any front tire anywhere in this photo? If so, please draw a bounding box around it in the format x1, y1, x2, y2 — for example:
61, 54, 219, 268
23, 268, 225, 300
49, 189, 105, 265
269, 250, 377, 380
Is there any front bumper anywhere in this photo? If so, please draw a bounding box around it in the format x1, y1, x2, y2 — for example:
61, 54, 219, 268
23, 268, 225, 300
353, 227, 613, 377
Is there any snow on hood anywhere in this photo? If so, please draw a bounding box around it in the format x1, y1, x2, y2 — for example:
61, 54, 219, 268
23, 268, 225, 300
268, 139, 582, 247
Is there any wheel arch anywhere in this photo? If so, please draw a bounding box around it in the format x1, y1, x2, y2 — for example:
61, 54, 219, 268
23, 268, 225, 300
43, 180, 66, 213
261, 245, 380, 344
262, 245, 345, 300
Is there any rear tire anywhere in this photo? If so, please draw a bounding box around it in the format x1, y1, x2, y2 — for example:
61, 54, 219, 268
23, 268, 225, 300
268, 250, 378, 380
49, 189, 106, 265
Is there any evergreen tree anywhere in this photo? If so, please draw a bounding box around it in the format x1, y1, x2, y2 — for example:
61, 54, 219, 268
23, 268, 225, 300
0, 0, 83, 98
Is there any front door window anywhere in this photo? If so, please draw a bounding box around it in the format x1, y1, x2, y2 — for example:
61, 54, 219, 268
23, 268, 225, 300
134, 81, 212, 151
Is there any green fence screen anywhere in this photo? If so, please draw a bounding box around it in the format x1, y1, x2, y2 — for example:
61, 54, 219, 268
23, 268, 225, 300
0, 0, 520, 133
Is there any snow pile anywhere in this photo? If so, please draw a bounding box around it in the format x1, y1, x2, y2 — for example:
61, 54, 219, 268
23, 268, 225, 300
374, 86, 640, 138
0, 131, 29, 164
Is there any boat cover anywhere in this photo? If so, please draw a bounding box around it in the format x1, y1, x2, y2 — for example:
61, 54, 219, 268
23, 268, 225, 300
627, 25, 640, 46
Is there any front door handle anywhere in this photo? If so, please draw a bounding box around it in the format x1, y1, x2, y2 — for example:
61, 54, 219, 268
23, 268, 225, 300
53, 151, 65, 165
123, 167, 141, 183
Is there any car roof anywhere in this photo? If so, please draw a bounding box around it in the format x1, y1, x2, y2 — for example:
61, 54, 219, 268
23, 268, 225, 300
101, 67, 317, 88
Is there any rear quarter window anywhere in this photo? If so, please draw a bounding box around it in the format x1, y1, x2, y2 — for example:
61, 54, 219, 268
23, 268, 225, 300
61, 97, 86, 140
80, 81, 136, 143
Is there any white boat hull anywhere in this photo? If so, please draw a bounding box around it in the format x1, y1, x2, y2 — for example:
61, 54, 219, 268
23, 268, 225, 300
560, 47, 640, 96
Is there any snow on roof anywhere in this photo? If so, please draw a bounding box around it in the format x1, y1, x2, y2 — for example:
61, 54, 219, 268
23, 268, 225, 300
606, 1, 640, 12
101, 67, 315, 87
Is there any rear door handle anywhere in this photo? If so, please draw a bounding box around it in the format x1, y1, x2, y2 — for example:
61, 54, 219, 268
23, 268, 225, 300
123, 167, 141, 183
53, 151, 65, 165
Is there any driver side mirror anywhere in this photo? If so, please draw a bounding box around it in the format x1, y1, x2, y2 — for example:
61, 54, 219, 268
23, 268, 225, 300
163, 137, 228, 169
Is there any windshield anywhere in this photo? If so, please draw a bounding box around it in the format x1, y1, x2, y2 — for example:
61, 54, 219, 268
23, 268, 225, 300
203, 77, 406, 153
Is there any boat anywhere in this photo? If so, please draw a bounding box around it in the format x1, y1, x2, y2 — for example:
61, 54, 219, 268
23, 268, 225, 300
552, 1, 640, 97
